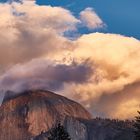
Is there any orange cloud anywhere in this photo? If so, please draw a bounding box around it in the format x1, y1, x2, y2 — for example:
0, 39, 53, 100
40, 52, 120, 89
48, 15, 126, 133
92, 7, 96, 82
80, 8, 105, 29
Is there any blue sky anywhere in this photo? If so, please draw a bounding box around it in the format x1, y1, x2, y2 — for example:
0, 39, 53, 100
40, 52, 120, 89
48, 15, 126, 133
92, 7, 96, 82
36, 0, 140, 39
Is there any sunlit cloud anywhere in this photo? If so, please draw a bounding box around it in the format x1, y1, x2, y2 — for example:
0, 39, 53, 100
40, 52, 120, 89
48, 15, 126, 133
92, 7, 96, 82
80, 8, 105, 30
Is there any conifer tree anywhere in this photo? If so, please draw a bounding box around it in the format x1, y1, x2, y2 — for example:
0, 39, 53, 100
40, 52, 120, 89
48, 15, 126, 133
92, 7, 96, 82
48, 122, 71, 140
134, 111, 140, 140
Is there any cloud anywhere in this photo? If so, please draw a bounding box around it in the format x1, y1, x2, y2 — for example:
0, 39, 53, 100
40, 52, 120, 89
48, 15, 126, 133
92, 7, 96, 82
0, 1, 140, 119
92, 81, 140, 119
0, 1, 78, 68
12, 1, 80, 32
0, 59, 92, 92
62, 33, 140, 119
0, 1, 79, 33
80, 8, 105, 30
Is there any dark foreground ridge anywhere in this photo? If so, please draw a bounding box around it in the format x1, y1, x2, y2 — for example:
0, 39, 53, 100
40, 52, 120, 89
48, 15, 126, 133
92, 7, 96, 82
0, 90, 134, 140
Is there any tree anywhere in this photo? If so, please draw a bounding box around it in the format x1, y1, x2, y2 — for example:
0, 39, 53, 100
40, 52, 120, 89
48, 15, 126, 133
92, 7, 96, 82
48, 122, 71, 140
134, 111, 140, 140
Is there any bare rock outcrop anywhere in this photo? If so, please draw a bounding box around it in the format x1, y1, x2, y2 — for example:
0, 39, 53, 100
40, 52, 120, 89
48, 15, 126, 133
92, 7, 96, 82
0, 90, 92, 140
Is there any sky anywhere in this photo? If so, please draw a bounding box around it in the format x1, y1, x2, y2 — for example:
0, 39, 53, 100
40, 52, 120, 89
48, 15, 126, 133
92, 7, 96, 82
0, 0, 140, 119
36, 0, 140, 39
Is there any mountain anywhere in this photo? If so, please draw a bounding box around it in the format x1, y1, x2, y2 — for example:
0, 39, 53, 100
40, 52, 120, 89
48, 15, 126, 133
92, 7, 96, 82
0, 90, 92, 140
0, 90, 135, 140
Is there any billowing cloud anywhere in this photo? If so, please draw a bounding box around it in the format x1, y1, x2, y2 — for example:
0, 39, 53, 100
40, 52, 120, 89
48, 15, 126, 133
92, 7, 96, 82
80, 8, 105, 29
0, 1, 78, 69
0, 1, 79, 32
62, 33, 140, 119
91, 81, 140, 119
0, 1, 140, 119
0, 59, 92, 93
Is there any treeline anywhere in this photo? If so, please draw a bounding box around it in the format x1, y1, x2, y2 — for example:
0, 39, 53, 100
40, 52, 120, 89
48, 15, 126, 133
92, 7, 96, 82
34, 111, 140, 140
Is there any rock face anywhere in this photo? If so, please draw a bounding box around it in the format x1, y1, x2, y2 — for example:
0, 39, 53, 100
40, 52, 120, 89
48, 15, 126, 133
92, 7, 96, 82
64, 116, 88, 140
0, 90, 92, 140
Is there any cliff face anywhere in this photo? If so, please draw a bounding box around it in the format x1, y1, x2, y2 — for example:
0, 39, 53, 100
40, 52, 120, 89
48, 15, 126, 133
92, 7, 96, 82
64, 117, 88, 140
0, 90, 92, 140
